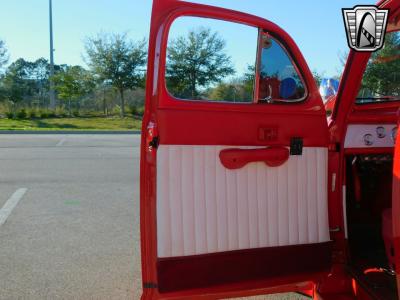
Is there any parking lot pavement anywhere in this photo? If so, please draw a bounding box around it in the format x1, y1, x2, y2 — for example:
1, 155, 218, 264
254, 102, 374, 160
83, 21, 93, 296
0, 134, 306, 300
0, 134, 141, 300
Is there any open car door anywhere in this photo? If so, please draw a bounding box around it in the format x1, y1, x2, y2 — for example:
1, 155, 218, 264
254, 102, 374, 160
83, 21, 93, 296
141, 0, 333, 298
328, 1, 400, 298
393, 117, 400, 296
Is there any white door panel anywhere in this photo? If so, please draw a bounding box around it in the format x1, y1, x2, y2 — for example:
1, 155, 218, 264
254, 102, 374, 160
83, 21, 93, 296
157, 145, 330, 258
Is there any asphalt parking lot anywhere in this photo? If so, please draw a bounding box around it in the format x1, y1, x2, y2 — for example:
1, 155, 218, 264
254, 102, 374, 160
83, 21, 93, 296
0, 134, 306, 300
0, 134, 141, 300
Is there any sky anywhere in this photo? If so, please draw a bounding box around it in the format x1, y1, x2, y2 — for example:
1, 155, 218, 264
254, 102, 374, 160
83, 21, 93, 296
0, 0, 376, 77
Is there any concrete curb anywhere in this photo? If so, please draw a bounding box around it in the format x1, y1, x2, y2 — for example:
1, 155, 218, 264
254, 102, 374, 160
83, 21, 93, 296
0, 130, 141, 134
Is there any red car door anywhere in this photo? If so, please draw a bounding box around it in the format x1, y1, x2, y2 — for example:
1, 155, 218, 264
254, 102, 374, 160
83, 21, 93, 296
140, 1, 332, 299
393, 119, 400, 296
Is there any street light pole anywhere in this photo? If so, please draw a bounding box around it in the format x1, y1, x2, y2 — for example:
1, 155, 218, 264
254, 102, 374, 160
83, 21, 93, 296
49, 0, 56, 109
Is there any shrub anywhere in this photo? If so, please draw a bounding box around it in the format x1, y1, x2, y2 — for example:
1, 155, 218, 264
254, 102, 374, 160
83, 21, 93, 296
130, 105, 139, 115
40, 111, 49, 118
6, 112, 14, 119
130, 106, 145, 116
112, 105, 121, 116
48, 111, 56, 118
29, 111, 37, 119
55, 107, 66, 117
72, 110, 80, 117
16, 109, 27, 119
137, 106, 145, 116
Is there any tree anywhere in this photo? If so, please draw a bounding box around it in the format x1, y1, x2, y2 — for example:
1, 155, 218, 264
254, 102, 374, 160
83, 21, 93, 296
84, 33, 147, 117
0, 58, 58, 109
30, 58, 51, 107
52, 65, 95, 115
1, 59, 32, 109
312, 70, 324, 87
166, 27, 235, 99
242, 64, 255, 99
0, 39, 9, 70
207, 66, 255, 102
360, 32, 400, 98
208, 82, 238, 101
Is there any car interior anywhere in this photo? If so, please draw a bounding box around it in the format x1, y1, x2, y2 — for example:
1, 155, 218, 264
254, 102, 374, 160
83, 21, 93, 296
345, 152, 398, 300
341, 28, 400, 300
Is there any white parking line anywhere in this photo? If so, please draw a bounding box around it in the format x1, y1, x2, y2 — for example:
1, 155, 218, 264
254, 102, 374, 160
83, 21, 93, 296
56, 138, 67, 147
0, 188, 28, 226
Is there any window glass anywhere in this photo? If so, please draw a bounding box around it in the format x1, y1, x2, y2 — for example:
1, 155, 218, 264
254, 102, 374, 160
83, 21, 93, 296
357, 31, 400, 104
165, 16, 258, 102
257, 33, 306, 102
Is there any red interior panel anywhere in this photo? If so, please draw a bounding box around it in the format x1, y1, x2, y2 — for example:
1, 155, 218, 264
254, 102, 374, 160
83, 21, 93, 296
157, 242, 333, 293
157, 109, 328, 146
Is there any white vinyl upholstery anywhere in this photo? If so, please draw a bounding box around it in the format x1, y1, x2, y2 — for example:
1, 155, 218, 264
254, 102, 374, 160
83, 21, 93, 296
156, 145, 330, 258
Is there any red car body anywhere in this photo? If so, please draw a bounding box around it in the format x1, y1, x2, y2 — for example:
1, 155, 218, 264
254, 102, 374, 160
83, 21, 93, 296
140, 0, 400, 299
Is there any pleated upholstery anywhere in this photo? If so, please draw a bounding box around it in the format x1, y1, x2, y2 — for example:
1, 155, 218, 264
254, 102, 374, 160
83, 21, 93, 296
157, 145, 330, 258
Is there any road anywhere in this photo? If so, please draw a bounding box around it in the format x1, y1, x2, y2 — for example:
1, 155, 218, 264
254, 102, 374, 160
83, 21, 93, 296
0, 134, 306, 300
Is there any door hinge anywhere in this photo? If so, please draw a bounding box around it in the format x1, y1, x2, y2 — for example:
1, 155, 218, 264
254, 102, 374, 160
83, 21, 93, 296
143, 282, 158, 289
290, 137, 303, 155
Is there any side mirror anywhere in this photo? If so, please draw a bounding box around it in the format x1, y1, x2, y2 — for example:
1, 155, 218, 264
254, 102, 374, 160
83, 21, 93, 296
319, 78, 339, 103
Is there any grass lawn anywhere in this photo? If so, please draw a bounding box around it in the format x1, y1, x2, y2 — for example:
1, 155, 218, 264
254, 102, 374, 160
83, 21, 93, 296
0, 116, 142, 131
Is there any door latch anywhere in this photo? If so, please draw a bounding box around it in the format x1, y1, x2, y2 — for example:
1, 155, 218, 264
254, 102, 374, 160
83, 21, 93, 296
149, 136, 159, 149
146, 121, 159, 153
290, 137, 303, 155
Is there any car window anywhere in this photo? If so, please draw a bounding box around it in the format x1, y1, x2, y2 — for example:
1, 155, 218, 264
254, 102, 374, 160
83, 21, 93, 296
357, 31, 400, 104
165, 16, 258, 102
257, 33, 306, 102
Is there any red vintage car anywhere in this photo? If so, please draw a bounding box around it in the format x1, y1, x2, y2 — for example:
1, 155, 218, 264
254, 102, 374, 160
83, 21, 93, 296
140, 0, 400, 299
